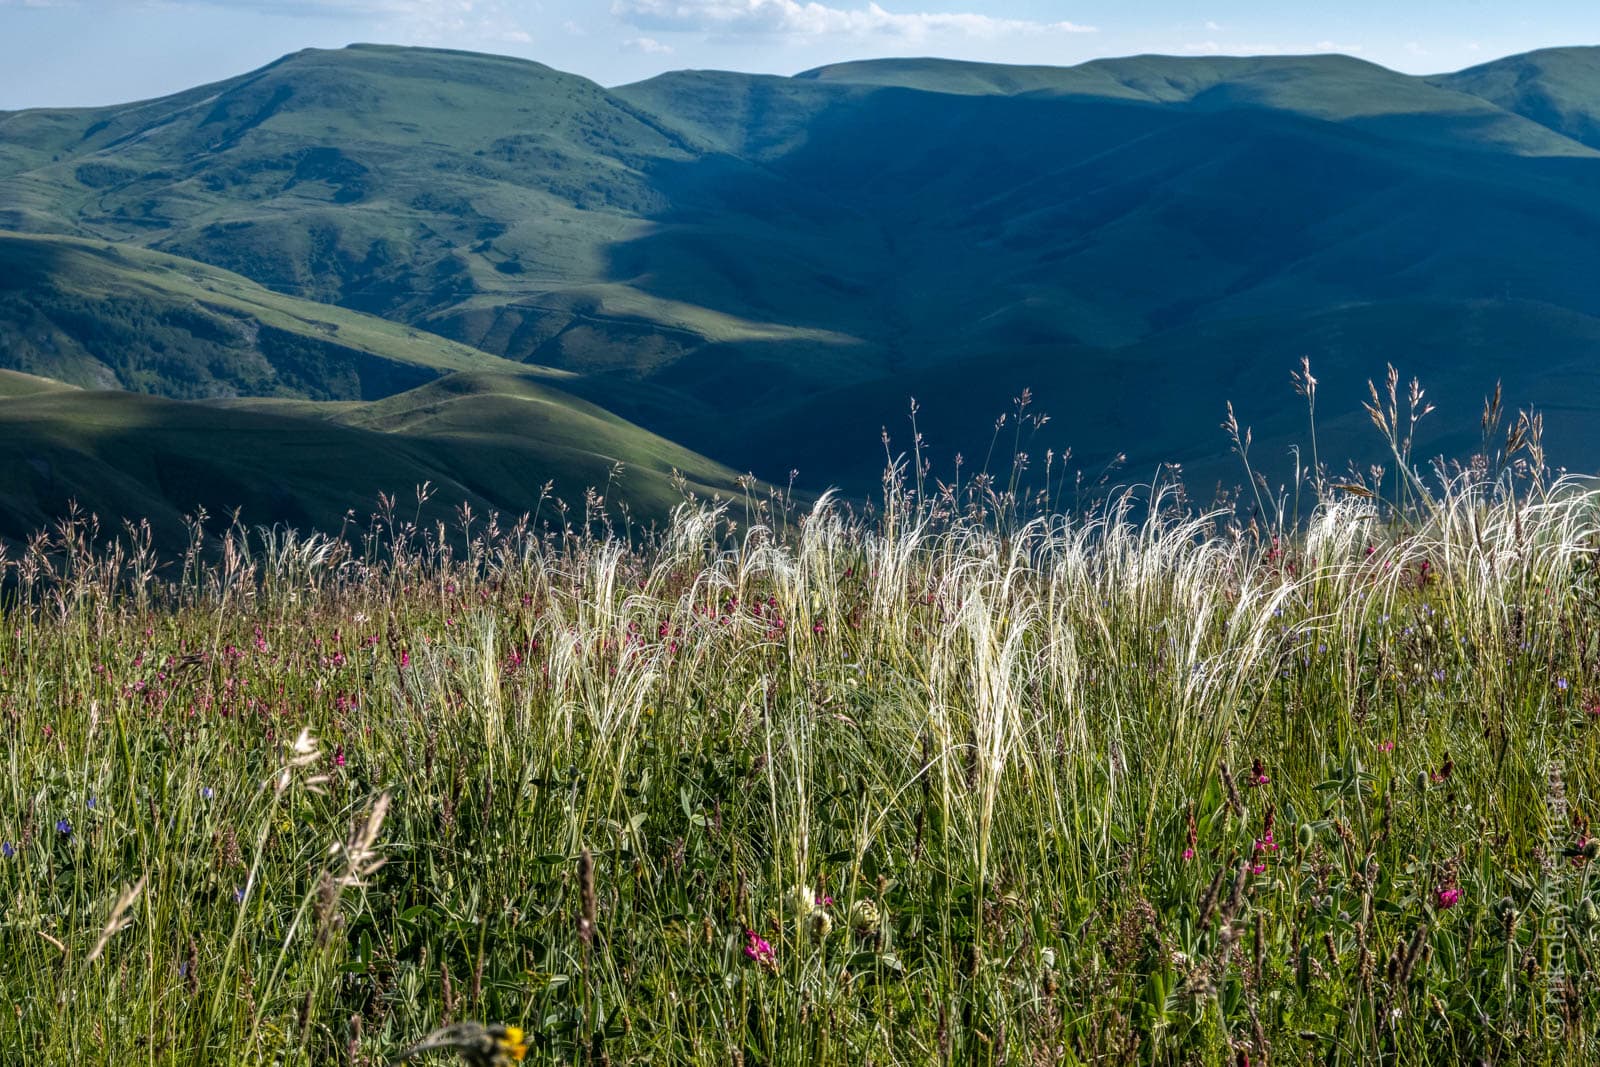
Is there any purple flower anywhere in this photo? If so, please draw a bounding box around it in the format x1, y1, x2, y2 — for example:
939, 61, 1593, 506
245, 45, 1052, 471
55, 818, 71, 836
86, 796, 96, 810
201, 787, 214, 800
1558, 678, 1570, 691
1, 841, 13, 859
743, 930, 775, 968
1436, 887, 1460, 910
234, 886, 245, 904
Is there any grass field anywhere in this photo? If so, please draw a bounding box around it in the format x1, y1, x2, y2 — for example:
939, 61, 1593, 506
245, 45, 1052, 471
3, 404, 1600, 1064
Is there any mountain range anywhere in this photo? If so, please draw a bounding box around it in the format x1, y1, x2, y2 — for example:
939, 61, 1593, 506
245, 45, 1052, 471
4, 43, 1600, 542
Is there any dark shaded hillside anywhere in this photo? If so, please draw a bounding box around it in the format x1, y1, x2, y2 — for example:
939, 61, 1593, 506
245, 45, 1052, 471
4, 45, 1600, 498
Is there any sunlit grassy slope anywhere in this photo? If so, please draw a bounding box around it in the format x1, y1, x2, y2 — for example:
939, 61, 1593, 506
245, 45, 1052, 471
5, 460, 1600, 1062
0, 366, 748, 548
0, 231, 539, 398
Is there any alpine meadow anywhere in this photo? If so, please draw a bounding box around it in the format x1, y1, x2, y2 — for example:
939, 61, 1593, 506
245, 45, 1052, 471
6, 24, 1600, 1066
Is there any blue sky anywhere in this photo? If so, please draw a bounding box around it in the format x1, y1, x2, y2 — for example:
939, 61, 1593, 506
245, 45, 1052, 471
0, 1, 1594, 109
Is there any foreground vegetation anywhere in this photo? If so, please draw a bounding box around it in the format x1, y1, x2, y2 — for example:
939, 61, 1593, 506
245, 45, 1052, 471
4, 415, 1600, 1064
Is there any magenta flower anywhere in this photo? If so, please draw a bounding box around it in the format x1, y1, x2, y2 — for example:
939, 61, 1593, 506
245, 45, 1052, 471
743, 930, 776, 968
1182, 847, 1195, 861
1435, 887, 1460, 909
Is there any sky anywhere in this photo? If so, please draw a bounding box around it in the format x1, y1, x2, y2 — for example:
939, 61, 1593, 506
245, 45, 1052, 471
0, 0, 1594, 110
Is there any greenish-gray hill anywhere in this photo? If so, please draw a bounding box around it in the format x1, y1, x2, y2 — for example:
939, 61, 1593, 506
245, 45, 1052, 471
5, 43, 1600, 523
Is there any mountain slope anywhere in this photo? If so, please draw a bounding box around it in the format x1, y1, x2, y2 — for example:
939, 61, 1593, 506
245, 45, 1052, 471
5, 44, 1600, 499
1436, 47, 1600, 150
0, 230, 540, 398
0, 368, 748, 547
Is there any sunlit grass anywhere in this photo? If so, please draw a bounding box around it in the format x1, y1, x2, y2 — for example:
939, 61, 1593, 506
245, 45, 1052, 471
3, 421, 1600, 1063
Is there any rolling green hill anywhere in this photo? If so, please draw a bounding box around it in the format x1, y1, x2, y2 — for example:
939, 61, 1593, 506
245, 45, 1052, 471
0, 231, 541, 398
0, 368, 748, 548
4, 43, 1600, 518
1437, 47, 1600, 151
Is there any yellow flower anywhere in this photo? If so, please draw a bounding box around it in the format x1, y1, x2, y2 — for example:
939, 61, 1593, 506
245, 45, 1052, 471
495, 1025, 528, 1063
396, 1021, 528, 1066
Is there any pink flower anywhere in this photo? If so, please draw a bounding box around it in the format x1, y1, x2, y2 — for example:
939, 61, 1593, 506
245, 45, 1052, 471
1251, 863, 1267, 876
1378, 739, 1395, 752
1182, 848, 1195, 861
1435, 887, 1460, 910
333, 746, 346, 768
743, 930, 776, 968
399, 650, 410, 669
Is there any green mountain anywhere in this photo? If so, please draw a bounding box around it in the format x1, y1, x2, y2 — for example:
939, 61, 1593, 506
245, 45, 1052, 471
4, 42, 1600, 525
0, 231, 540, 398
1436, 47, 1600, 150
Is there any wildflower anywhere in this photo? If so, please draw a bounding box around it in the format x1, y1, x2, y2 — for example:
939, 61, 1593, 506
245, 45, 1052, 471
56, 818, 71, 836
1251, 863, 1267, 875
790, 885, 818, 924
1182, 847, 1195, 861
201, 786, 214, 800
743, 930, 776, 968
234, 886, 245, 904
396, 1022, 527, 1065
1435, 887, 1460, 910
1250, 757, 1270, 786
1378, 740, 1395, 752
806, 908, 834, 940
1, 841, 13, 859
1558, 678, 1570, 692
848, 898, 881, 935
333, 746, 346, 768
399, 649, 410, 669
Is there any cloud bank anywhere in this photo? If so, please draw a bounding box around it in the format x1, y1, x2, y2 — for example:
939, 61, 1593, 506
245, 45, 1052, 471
612, 0, 1095, 42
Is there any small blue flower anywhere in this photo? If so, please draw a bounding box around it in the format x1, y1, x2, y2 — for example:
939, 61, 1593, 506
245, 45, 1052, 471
1558, 678, 1570, 691
86, 796, 96, 810
1, 841, 14, 859
55, 818, 71, 836
234, 886, 245, 904
201, 787, 214, 801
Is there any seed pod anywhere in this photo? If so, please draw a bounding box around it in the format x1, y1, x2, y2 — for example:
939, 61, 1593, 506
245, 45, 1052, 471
578, 848, 597, 945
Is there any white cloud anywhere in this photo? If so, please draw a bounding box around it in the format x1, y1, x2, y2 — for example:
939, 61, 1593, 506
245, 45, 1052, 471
1203, 20, 1220, 32
623, 35, 673, 52
41, 1, 537, 44
612, 0, 1095, 42
1181, 39, 1363, 57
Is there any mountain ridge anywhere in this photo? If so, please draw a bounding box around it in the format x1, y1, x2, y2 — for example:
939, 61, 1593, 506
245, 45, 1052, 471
5, 41, 1600, 528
